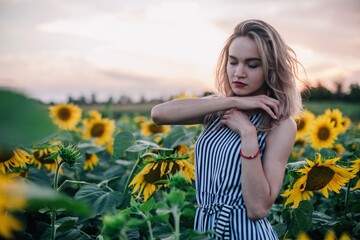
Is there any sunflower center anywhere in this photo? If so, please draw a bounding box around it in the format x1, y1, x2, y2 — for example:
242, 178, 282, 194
294, 139, 306, 147
149, 124, 165, 134
317, 127, 330, 140
0, 147, 14, 163
57, 107, 71, 121
305, 166, 335, 191
296, 119, 305, 131
91, 123, 105, 137
144, 161, 180, 183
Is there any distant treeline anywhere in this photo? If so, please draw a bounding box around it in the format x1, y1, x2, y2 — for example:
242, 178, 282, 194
63, 83, 359, 106
301, 82, 359, 102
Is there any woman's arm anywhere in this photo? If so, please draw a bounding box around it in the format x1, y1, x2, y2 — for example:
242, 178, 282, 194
220, 109, 296, 220
151, 95, 280, 125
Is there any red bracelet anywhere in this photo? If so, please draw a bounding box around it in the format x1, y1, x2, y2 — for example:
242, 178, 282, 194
240, 147, 261, 159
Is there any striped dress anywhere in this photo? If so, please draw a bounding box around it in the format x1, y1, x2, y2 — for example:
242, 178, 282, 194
194, 113, 278, 239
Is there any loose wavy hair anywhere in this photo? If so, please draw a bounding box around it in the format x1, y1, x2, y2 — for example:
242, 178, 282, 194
207, 19, 303, 131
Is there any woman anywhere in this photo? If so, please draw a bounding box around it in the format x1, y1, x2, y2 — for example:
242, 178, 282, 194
151, 19, 302, 239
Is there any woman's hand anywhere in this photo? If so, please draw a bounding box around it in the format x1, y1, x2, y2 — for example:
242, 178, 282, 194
220, 109, 256, 134
231, 95, 280, 120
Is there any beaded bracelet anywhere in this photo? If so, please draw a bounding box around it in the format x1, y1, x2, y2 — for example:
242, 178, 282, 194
240, 147, 260, 160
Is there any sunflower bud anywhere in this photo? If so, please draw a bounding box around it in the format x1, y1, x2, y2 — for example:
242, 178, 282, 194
58, 144, 81, 167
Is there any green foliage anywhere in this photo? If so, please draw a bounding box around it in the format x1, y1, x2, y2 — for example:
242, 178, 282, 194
282, 201, 314, 237
0, 89, 57, 146
24, 183, 90, 217
3, 91, 360, 240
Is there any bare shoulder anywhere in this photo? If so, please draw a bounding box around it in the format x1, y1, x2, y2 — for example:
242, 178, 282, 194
269, 118, 296, 136
266, 117, 297, 147
264, 118, 297, 165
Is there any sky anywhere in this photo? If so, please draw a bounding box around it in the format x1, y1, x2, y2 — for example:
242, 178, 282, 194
0, 0, 359, 103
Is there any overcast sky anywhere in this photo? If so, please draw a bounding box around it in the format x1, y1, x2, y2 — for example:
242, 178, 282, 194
0, 0, 359, 103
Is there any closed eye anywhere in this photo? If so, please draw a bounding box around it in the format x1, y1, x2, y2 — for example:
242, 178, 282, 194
248, 63, 261, 68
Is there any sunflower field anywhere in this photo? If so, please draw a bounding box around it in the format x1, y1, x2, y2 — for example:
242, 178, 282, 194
1, 89, 360, 240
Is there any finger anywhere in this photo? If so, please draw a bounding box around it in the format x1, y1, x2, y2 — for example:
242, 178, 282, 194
261, 103, 277, 119
259, 97, 279, 118
264, 101, 279, 118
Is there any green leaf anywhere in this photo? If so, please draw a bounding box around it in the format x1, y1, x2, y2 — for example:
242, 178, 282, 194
319, 148, 338, 159
272, 223, 288, 238
286, 160, 307, 171
0, 89, 57, 146
162, 126, 195, 148
150, 213, 169, 224
156, 208, 172, 215
27, 167, 52, 187
24, 184, 90, 216
139, 197, 155, 213
312, 211, 339, 227
74, 184, 123, 216
57, 228, 90, 240
77, 142, 106, 154
166, 189, 185, 207
56, 217, 78, 232
130, 197, 140, 207
112, 131, 136, 160
181, 207, 195, 218
288, 201, 314, 237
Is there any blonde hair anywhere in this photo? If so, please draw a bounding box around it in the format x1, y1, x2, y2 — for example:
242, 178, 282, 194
208, 19, 303, 131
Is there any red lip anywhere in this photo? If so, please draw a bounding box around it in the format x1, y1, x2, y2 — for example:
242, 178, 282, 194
233, 81, 247, 88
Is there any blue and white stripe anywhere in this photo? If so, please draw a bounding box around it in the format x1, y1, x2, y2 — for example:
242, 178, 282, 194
194, 113, 278, 239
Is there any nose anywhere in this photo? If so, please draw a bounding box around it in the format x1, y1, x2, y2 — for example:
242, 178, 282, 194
234, 64, 246, 77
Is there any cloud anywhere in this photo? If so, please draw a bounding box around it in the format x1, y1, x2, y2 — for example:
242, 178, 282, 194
99, 69, 161, 84
0, 0, 359, 102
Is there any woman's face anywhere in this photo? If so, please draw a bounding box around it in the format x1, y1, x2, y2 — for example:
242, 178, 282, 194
226, 36, 266, 96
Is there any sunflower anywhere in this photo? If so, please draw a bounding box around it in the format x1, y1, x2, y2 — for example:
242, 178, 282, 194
323, 108, 346, 133
175, 144, 190, 155
291, 135, 307, 159
87, 110, 102, 121
296, 232, 311, 240
332, 143, 346, 155
0, 175, 26, 239
134, 115, 148, 124
294, 110, 315, 138
351, 159, 360, 190
0, 145, 30, 174
49, 103, 82, 130
175, 144, 195, 164
281, 153, 355, 208
340, 117, 351, 133
141, 121, 171, 136
171, 92, 198, 100
83, 153, 99, 171
308, 115, 340, 149
324, 230, 336, 240
129, 154, 195, 202
83, 118, 115, 146
339, 233, 351, 240
106, 138, 114, 155
29, 144, 62, 173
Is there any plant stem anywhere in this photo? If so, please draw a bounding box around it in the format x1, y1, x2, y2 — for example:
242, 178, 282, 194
57, 180, 90, 192
344, 179, 352, 214
172, 206, 180, 240
51, 160, 64, 240
123, 154, 143, 197
138, 211, 154, 240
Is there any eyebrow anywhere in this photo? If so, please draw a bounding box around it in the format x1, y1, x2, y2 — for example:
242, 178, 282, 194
228, 55, 261, 62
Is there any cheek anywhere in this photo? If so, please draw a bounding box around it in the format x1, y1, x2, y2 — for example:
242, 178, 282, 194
226, 65, 232, 76
253, 70, 265, 84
